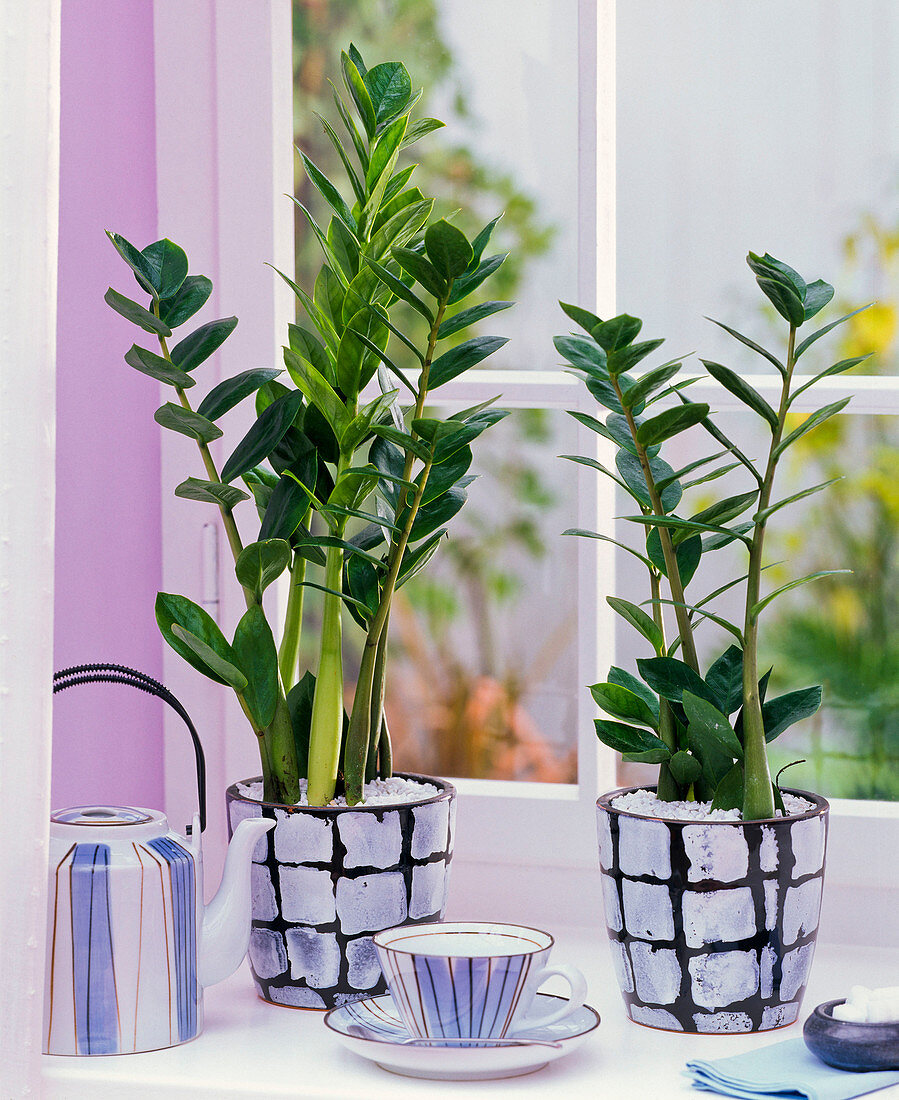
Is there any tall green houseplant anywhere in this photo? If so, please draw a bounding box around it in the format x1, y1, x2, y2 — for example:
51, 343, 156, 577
558, 252, 870, 819
106, 44, 511, 807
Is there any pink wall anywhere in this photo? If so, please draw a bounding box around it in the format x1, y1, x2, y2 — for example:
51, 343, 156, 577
53, 1, 165, 811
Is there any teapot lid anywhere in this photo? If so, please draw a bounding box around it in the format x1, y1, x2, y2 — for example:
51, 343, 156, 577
52, 805, 154, 826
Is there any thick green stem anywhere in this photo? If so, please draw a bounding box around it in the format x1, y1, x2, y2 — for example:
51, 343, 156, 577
343, 295, 447, 803
278, 543, 308, 693
741, 326, 796, 819
262, 692, 300, 804
649, 568, 680, 799
365, 623, 390, 782
306, 537, 346, 806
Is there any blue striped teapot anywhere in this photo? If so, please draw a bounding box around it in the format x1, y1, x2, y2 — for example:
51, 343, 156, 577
44, 664, 274, 1056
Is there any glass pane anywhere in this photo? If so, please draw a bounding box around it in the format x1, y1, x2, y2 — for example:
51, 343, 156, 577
611, 408, 899, 802
292, 0, 579, 370
617, 0, 899, 372
380, 406, 579, 782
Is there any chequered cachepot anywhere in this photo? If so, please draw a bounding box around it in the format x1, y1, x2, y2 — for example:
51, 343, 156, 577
596, 786, 828, 1034
226, 774, 456, 1010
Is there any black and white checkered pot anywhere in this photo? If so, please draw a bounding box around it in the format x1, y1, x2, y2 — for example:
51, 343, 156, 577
225, 773, 456, 1010
596, 786, 828, 1034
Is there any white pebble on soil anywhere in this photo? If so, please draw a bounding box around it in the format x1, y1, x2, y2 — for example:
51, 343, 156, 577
611, 789, 815, 821
236, 776, 439, 808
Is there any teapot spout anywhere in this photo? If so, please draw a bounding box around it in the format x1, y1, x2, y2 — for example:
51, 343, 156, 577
199, 817, 274, 988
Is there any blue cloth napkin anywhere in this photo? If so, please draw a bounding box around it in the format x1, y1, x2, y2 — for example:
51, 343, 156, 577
684, 1037, 899, 1100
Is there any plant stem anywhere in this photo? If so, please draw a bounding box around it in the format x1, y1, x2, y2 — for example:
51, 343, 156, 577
365, 621, 390, 781
648, 567, 680, 799
342, 295, 447, 803
741, 325, 796, 820
614, 379, 700, 674
306, 449, 351, 806
155, 327, 253, 608
263, 692, 299, 804
278, 542, 308, 693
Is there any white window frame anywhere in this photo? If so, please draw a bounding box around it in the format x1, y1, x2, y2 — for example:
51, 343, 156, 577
152, 0, 899, 921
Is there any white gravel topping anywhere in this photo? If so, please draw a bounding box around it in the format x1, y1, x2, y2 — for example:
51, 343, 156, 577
236, 776, 440, 808
611, 789, 815, 821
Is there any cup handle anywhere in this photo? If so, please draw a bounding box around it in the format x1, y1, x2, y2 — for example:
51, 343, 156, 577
508, 963, 588, 1034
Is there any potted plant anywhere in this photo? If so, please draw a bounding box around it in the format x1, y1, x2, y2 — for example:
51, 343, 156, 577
105, 43, 511, 1009
557, 252, 870, 1032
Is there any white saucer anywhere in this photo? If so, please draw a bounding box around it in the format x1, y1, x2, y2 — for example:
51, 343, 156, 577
323, 991, 600, 1081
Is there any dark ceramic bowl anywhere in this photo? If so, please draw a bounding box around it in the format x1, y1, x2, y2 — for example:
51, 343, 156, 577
803, 1000, 899, 1071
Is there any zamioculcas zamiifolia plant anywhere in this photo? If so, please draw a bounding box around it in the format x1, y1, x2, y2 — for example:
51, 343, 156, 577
106, 44, 510, 807
558, 252, 870, 820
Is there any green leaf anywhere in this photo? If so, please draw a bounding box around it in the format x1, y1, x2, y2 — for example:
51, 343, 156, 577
794, 304, 871, 359
154, 403, 222, 444
682, 690, 743, 760
170, 317, 238, 372
636, 402, 709, 447
437, 300, 513, 341
559, 300, 602, 334
554, 333, 607, 375
615, 449, 682, 512
773, 398, 851, 459
637, 656, 719, 708
170, 624, 247, 691
702, 359, 779, 429
607, 596, 664, 653
283, 348, 350, 440
429, 336, 509, 388
364, 256, 434, 323
159, 274, 213, 329
563, 528, 654, 570
705, 645, 744, 715
156, 592, 238, 687
625, 512, 754, 548
425, 219, 473, 279
749, 570, 852, 619
365, 116, 408, 192
753, 478, 841, 525
646, 530, 702, 587
747, 252, 806, 296
401, 116, 445, 146
392, 246, 448, 298
654, 450, 729, 492
174, 478, 250, 509
106, 231, 159, 300
397, 529, 446, 587
287, 671, 316, 779
756, 275, 806, 326
364, 61, 412, 124
105, 288, 172, 336
421, 445, 472, 506
590, 682, 659, 729
369, 423, 431, 462
621, 362, 681, 408
447, 253, 507, 305
124, 345, 194, 388
763, 686, 822, 742
592, 314, 643, 352
407, 482, 469, 542
790, 355, 872, 402
221, 390, 305, 483
594, 720, 671, 762
299, 149, 358, 234
140, 238, 189, 300
690, 491, 758, 529
711, 764, 744, 811
232, 604, 279, 730
432, 408, 509, 462
678, 392, 764, 487
607, 667, 660, 714
197, 367, 283, 422
669, 750, 703, 787
607, 338, 665, 377
235, 539, 291, 603
706, 317, 785, 374
802, 279, 834, 321
259, 474, 311, 542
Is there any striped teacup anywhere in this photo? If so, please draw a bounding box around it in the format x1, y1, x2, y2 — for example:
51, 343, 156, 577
373, 921, 587, 1040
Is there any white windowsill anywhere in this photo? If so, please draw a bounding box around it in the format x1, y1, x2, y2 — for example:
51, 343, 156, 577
41, 867, 899, 1100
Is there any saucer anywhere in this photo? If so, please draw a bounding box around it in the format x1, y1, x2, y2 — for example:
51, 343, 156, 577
323, 991, 600, 1081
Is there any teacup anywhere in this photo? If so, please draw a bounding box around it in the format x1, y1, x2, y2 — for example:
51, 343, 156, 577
373, 921, 588, 1041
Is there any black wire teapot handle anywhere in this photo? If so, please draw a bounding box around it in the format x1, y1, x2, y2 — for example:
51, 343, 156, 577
52, 663, 206, 833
